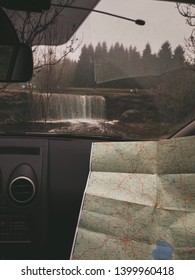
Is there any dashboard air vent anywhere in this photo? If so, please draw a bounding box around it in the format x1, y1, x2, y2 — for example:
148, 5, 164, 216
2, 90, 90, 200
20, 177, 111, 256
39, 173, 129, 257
9, 177, 35, 203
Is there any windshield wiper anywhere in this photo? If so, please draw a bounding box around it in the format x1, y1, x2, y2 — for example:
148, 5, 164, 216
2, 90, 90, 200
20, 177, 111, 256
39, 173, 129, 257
51, 4, 145, 26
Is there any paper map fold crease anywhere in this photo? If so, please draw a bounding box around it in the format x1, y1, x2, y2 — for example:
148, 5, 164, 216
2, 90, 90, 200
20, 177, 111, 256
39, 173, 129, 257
71, 136, 195, 259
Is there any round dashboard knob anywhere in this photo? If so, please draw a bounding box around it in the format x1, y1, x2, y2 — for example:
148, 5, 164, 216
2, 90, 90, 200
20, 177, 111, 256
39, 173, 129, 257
9, 176, 36, 204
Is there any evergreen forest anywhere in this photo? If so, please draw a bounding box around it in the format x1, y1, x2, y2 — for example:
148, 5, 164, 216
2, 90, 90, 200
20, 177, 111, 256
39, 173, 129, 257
34, 41, 186, 90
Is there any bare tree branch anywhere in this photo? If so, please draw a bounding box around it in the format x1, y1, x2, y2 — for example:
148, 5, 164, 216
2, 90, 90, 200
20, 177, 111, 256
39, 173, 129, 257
177, 3, 195, 66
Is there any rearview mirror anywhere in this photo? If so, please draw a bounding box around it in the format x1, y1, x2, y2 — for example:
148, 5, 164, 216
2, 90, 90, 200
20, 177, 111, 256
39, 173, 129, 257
0, 43, 33, 82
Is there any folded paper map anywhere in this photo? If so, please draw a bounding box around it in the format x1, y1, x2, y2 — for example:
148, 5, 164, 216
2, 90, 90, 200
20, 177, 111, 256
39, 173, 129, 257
71, 136, 195, 259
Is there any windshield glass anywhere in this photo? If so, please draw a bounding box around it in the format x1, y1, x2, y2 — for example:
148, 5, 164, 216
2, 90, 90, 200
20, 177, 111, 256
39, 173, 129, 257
1, 0, 195, 139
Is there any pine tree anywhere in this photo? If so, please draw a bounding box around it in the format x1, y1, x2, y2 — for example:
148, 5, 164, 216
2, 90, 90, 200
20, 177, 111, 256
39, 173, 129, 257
141, 43, 156, 75
157, 41, 173, 73
172, 45, 185, 69
74, 44, 95, 87
128, 46, 141, 76
94, 42, 109, 82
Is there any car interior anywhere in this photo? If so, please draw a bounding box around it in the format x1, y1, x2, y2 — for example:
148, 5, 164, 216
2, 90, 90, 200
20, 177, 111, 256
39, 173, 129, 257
0, 0, 194, 260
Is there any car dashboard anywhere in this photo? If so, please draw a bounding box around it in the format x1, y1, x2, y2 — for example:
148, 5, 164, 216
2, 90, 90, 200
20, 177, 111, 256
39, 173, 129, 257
0, 136, 92, 259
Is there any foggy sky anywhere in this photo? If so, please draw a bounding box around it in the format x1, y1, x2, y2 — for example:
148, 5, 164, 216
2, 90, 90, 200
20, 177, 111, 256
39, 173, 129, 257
66, 0, 192, 60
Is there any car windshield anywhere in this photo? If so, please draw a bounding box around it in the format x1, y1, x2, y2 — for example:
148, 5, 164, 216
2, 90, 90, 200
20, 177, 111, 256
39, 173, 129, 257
1, 0, 195, 139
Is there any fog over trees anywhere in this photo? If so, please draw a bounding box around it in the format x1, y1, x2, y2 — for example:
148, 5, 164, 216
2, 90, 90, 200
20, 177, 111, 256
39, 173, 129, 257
35, 40, 186, 90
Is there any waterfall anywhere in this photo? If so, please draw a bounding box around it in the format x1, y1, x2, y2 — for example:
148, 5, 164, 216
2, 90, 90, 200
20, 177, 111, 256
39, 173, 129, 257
34, 93, 106, 121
